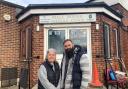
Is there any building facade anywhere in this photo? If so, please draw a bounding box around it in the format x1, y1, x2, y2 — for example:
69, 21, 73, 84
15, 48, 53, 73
0, 0, 23, 87
1, 0, 128, 88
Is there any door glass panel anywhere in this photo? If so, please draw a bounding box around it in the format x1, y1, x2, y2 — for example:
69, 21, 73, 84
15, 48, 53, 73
48, 30, 65, 54
69, 29, 87, 53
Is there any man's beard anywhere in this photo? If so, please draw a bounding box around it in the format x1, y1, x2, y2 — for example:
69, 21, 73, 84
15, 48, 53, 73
65, 48, 74, 59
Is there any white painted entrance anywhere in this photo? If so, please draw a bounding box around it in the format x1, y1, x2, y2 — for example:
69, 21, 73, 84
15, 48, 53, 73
44, 23, 92, 81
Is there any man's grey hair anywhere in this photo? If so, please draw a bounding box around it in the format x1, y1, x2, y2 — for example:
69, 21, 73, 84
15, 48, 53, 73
45, 48, 56, 59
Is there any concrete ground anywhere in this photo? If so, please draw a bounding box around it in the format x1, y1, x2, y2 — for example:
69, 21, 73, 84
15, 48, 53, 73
0, 85, 18, 89
0, 85, 127, 89
0, 85, 36, 89
0, 85, 107, 89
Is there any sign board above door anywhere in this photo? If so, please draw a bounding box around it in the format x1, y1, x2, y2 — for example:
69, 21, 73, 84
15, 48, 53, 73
39, 13, 96, 24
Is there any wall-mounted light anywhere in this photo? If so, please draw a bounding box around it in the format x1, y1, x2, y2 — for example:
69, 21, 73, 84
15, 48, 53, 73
96, 23, 100, 30
36, 25, 40, 31
3, 14, 11, 21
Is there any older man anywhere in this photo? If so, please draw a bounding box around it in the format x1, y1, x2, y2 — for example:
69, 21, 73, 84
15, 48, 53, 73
38, 48, 60, 89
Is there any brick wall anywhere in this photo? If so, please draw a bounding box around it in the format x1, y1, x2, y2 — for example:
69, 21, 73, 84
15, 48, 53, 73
120, 30, 128, 69
91, 14, 121, 82
0, 3, 20, 68
31, 16, 44, 87
112, 4, 128, 71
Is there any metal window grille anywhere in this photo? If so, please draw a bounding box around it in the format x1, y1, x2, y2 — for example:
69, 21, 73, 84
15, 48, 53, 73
1, 68, 17, 87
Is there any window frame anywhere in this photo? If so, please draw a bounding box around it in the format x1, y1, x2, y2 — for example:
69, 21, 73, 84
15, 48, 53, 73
103, 23, 111, 59
113, 28, 119, 58
20, 27, 32, 60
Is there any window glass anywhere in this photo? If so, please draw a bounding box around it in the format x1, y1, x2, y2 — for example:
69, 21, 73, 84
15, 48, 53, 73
48, 30, 65, 54
69, 29, 87, 53
103, 24, 111, 59
113, 29, 119, 58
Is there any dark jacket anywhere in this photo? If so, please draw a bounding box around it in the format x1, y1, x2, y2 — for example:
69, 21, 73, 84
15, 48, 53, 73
38, 60, 60, 89
72, 45, 86, 89
61, 45, 86, 89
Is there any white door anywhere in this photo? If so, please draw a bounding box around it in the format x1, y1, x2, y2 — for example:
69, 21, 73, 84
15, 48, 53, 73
44, 26, 92, 81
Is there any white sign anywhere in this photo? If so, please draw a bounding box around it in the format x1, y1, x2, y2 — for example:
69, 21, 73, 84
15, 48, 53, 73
39, 13, 96, 24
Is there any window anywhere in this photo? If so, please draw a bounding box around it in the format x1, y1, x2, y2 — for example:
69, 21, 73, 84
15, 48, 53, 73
21, 30, 26, 58
48, 28, 87, 54
113, 29, 119, 58
21, 28, 32, 59
48, 30, 65, 54
103, 23, 111, 59
69, 29, 87, 53
26, 28, 32, 59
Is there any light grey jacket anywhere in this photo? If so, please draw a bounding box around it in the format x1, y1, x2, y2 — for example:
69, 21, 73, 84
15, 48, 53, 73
60, 54, 90, 89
